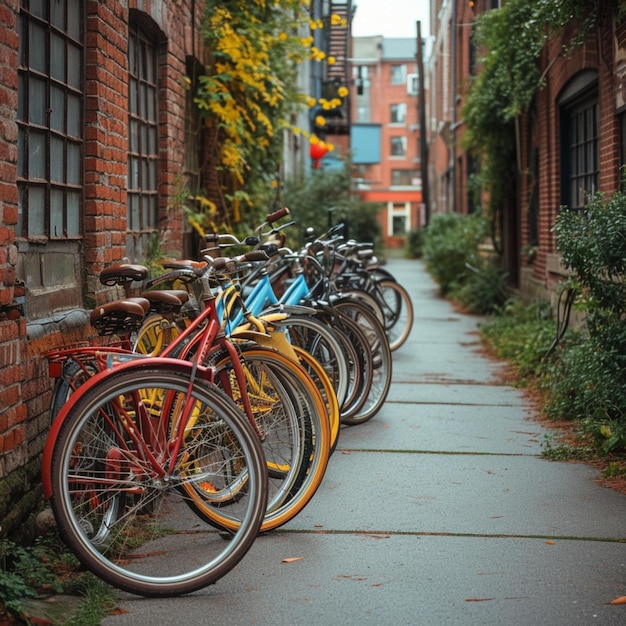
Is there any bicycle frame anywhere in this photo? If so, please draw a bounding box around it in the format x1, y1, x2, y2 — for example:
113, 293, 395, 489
41, 355, 215, 499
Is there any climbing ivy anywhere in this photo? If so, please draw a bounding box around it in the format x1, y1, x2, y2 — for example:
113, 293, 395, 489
462, 0, 607, 228
189, 0, 349, 237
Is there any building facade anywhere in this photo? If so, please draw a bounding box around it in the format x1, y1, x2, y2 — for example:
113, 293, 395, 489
0, 0, 351, 538
350, 36, 423, 248
426, 0, 626, 304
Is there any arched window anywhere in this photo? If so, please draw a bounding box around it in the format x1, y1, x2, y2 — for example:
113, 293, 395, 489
559, 70, 599, 209
127, 13, 162, 262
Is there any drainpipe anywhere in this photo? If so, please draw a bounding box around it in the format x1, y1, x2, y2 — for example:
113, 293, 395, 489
417, 21, 430, 226
450, 0, 457, 213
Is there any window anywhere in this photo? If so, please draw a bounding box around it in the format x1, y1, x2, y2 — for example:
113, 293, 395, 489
17, 0, 83, 241
390, 64, 406, 86
390, 136, 407, 157
391, 169, 419, 187
16, 0, 84, 316
388, 202, 410, 236
127, 25, 159, 262
559, 73, 598, 210
390, 104, 407, 124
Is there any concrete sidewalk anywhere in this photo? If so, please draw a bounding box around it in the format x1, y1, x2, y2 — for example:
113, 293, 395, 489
103, 258, 626, 626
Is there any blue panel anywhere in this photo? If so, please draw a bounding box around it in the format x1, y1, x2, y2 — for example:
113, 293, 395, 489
351, 124, 381, 164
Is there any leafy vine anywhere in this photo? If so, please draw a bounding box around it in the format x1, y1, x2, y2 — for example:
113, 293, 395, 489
188, 0, 349, 237
462, 0, 608, 239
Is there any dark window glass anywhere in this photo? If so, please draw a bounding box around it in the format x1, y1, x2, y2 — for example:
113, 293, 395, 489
127, 26, 159, 261
17, 0, 83, 240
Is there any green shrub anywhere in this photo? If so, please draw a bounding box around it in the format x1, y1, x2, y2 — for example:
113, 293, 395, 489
422, 212, 508, 313
480, 298, 557, 381
453, 261, 510, 314
546, 190, 626, 452
405, 228, 423, 258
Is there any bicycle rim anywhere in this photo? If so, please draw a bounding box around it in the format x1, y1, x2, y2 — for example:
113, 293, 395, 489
371, 280, 414, 351
332, 299, 393, 425
192, 346, 331, 533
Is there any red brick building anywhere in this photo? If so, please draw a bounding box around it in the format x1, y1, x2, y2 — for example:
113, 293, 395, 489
426, 0, 626, 304
0, 0, 355, 539
349, 36, 423, 248
0, 0, 204, 538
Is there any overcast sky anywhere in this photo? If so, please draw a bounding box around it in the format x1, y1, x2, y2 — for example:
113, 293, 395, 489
351, 0, 431, 38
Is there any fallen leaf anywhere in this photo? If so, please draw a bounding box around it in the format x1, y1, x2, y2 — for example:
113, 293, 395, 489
610, 596, 626, 605
282, 557, 304, 563
545, 541, 555, 545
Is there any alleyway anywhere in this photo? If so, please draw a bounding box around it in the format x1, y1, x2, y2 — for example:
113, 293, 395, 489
102, 258, 626, 626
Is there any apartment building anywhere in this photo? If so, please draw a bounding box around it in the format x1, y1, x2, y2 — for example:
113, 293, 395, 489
350, 36, 423, 248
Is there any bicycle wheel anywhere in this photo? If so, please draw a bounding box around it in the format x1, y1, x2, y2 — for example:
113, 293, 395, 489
291, 345, 340, 454
187, 346, 331, 533
369, 279, 414, 351
278, 312, 350, 408
331, 297, 393, 425
323, 311, 374, 421
48, 366, 267, 597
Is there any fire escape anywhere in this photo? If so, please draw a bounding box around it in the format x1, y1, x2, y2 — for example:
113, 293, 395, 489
319, 0, 351, 136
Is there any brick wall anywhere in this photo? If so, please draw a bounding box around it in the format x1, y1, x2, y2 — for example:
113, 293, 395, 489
0, 0, 205, 539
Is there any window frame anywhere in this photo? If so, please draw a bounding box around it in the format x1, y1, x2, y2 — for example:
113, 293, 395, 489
387, 202, 411, 236
390, 103, 407, 125
391, 169, 419, 187
15, 0, 84, 319
127, 22, 160, 262
559, 72, 599, 210
390, 64, 407, 86
390, 136, 407, 158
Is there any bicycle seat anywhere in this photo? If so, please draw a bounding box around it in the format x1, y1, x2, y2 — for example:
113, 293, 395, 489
161, 259, 208, 274
141, 290, 187, 314
100, 264, 149, 286
90, 299, 148, 335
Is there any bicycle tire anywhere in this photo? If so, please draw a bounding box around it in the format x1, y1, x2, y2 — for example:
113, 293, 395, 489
371, 279, 414, 351
327, 312, 374, 421
48, 366, 267, 597
277, 313, 350, 408
186, 346, 331, 533
291, 345, 340, 454
331, 297, 393, 425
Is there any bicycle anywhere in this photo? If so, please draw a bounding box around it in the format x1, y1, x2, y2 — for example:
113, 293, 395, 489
42, 357, 269, 596
43, 215, 332, 555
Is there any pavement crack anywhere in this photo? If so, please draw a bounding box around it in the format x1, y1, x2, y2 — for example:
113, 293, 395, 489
336, 448, 539, 457
278, 529, 626, 544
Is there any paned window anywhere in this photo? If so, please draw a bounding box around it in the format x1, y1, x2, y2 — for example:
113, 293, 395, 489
17, 0, 83, 241
560, 76, 598, 210
390, 64, 406, 86
391, 169, 418, 187
127, 26, 159, 261
388, 202, 410, 236
16, 0, 84, 316
390, 136, 407, 157
390, 103, 406, 124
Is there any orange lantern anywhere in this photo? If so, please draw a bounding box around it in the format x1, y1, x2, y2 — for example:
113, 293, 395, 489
310, 141, 329, 168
